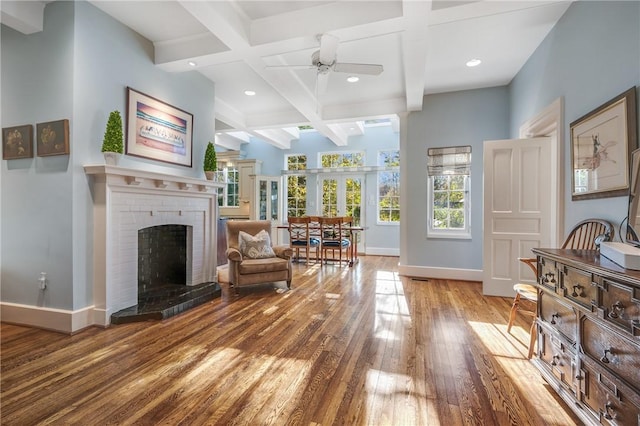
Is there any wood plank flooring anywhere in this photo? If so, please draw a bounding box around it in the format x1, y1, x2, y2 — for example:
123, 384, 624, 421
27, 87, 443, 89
1, 255, 579, 425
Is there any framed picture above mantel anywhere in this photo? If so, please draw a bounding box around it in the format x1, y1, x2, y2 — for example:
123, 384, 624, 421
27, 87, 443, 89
570, 87, 637, 201
125, 87, 193, 167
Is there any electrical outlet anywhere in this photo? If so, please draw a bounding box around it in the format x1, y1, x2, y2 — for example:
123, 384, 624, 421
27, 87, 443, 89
38, 272, 47, 290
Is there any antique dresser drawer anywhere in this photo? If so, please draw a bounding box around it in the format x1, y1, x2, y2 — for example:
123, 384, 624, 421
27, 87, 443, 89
561, 264, 598, 310
578, 360, 640, 426
538, 256, 558, 291
539, 290, 578, 344
599, 277, 640, 337
538, 323, 577, 392
581, 316, 640, 392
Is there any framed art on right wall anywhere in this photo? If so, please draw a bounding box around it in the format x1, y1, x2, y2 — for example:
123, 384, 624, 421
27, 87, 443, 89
570, 87, 637, 201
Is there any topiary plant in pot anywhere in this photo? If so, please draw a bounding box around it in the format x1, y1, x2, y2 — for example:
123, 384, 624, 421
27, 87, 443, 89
204, 142, 217, 180
101, 110, 124, 165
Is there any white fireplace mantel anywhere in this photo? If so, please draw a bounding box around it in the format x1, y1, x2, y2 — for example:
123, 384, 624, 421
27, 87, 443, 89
85, 165, 224, 326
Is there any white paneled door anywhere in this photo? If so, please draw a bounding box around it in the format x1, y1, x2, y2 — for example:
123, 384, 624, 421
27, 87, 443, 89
483, 138, 552, 296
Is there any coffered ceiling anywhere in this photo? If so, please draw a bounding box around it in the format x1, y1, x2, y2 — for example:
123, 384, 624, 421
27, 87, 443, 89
2, 1, 573, 150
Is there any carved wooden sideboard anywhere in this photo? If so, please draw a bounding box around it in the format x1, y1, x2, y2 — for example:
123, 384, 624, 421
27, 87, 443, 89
531, 248, 640, 425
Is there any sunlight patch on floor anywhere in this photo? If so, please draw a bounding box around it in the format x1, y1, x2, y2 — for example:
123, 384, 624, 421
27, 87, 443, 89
365, 368, 429, 425
466, 320, 573, 426
374, 270, 410, 340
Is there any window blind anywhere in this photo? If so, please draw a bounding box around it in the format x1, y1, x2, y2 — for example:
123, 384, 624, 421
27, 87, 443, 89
427, 146, 472, 176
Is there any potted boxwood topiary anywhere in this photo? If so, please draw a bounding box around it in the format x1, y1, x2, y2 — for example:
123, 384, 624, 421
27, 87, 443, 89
204, 142, 217, 180
101, 110, 124, 165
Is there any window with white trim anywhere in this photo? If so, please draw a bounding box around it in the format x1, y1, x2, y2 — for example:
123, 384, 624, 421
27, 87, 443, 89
427, 146, 471, 238
378, 150, 400, 223
286, 154, 307, 217
217, 163, 239, 207
320, 151, 364, 168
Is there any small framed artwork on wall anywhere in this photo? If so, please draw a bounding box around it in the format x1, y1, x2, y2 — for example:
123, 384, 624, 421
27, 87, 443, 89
36, 119, 70, 156
2, 124, 33, 160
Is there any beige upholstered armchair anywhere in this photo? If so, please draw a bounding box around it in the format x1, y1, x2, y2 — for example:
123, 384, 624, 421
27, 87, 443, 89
226, 220, 293, 294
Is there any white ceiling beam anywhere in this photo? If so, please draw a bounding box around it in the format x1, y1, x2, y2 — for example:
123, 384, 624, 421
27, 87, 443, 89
214, 99, 290, 149
402, 0, 431, 112
254, 129, 292, 150
322, 97, 407, 122
282, 127, 300, 139
215, 134, 244, 151
250, 1, 403, 45
226, 131, 251, 143
215, 98, 247, 131
154, 32, 228, 65
177, 0, 348, 147
178, 0, 250, 50
0, 1, 44, 34
245, 108, 307, 130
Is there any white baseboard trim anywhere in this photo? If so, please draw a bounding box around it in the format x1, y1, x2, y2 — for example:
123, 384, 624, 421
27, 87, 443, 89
398, 264, 482, 282
364, 247, 400, 256
1, 302, 97, 334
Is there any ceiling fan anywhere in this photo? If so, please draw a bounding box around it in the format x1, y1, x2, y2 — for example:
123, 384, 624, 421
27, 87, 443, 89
267, 34, 384, 96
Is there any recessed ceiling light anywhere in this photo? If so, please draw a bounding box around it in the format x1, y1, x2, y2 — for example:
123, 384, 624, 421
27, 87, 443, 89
188, 61, 197, 67
347, 76, 359, 83
466, 59, 482, 67
244, 90, 256, 96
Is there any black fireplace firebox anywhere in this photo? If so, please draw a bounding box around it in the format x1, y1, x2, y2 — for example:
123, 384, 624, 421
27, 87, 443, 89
138, 224, 187, 290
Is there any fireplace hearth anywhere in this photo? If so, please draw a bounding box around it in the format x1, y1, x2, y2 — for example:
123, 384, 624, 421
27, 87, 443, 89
85, 165, 224, 326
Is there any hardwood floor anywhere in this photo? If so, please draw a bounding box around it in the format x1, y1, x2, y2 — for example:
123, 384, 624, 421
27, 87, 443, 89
1, 255, 579, 425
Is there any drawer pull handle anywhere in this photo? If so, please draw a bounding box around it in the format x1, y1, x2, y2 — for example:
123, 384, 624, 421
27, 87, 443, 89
544, 272, 556, 285
571, 285, 584, 297
575, 374, 583, 381
607, 301, 624, 319
600, 348, 612, 364
603, 402, 616, 420
550, 313, 559, 325
551, 354, 559, 366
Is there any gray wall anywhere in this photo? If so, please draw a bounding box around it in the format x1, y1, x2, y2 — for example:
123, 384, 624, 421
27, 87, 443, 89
405, 87, 510, 270
402, 0, 639, 272
1, 1, 75, 309
1, 1, 216, 310
510, 0, 640, 239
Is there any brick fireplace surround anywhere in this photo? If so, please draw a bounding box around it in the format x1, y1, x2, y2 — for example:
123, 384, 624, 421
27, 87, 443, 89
85, 165, 223, 327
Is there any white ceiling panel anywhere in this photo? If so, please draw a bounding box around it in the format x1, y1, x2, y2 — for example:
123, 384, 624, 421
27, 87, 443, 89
8, 0, 574, 148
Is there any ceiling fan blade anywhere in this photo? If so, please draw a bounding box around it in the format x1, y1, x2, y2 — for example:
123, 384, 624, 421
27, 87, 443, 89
265, 64, 315, 70
319, 34, 339, 65
333, 62, 384, 75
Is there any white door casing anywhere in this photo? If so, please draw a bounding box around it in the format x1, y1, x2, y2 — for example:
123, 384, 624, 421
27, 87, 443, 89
483, 137, 552, 296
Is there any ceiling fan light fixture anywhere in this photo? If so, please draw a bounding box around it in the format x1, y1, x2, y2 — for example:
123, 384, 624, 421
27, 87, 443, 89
466, 58, 482, 67
244, 90, 256, 96
347, 76, 359, 83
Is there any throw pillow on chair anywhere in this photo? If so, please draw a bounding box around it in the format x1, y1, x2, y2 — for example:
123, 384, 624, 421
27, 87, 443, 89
239, 229, 276, 259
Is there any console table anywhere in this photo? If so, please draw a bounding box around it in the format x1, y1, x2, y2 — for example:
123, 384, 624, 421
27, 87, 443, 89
531, 248, 640, 425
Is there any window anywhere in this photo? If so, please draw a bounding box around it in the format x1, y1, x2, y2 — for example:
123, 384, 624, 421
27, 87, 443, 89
217, 163, 239, 207
286, 154, 307, 217
320, 151, 364, 168
378, 150, 400, 223
427, 146, 471, 238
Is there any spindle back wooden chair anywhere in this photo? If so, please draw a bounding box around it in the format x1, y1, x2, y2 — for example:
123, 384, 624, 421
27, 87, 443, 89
507, 219, 614, 358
